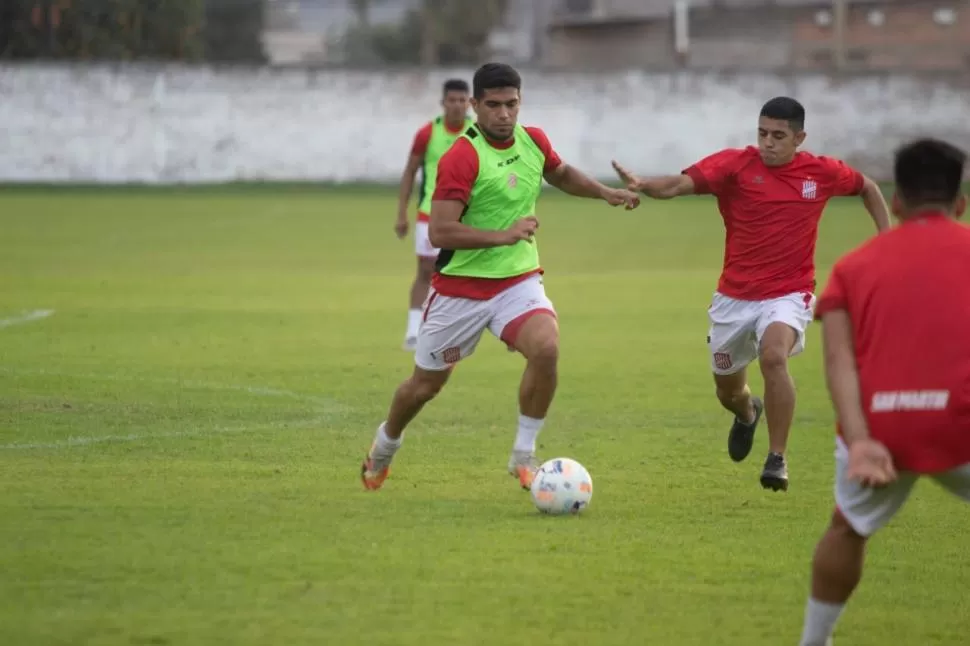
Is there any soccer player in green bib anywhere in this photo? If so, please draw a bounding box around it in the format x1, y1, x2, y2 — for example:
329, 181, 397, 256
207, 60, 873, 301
363, 63, 640, 492
395, 79, 475, 351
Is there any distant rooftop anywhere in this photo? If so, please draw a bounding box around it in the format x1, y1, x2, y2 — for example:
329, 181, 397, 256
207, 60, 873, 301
265, 0, 417, 33
553, 0, 894, 23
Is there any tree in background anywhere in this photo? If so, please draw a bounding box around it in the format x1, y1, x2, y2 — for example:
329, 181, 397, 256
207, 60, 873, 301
339, 0, 508, 65
350, 0, 371, 27
420, 0, 508, 65
203, 0, 266, 63
0, 0, 265, 62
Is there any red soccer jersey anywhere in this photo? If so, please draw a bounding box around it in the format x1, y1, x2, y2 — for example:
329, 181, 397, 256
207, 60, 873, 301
683, 146, 864, 301
430, 126, 563, 300
815, 213, 970, 473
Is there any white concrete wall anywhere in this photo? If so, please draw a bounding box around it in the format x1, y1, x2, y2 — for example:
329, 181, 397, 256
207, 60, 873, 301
2, 64, 968, 184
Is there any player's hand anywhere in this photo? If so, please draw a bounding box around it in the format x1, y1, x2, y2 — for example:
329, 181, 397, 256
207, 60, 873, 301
846, 438, 898, 488
611, 160, 642, 192
504, 216, 539, 245
602, 187, 641, 210
394, 214, 409, 239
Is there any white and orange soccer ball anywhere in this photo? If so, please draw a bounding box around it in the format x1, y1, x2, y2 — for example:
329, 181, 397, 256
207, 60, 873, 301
530, 457, 593, 515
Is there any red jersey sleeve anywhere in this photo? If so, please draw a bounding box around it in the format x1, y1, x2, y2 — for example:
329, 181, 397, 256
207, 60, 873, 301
820, 156, 865, 196
432, 138, 479, 204
410, 122, 433, 157
682, 148, 744, 195
814, 262, 850, 321
524, 126, 563, 173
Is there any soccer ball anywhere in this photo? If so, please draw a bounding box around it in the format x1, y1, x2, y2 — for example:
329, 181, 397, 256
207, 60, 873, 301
530, 457, 593, 515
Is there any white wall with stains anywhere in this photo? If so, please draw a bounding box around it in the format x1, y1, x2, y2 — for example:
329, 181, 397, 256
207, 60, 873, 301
3, 64, 968, 183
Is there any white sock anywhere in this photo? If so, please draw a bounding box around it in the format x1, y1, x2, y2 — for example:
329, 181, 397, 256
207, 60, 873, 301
371, 422, 402, 461
406, 308, 422, 338
799, 598, 845, 646
513, 414, 545, 453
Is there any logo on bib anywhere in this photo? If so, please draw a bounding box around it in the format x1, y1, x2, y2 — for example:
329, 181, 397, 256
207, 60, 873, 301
508, 173, 517, 188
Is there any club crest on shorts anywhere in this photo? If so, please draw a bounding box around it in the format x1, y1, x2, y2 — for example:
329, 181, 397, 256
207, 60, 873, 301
714, 352, 733, 370
801, 179, 817, 200
507, 173, 517, 188
443, 347, 461, 364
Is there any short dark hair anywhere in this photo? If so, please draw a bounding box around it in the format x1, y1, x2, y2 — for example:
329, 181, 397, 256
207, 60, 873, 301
442, 78, 469, 95
760, 96, 805, 132
472, 63, 521, 99
894, 138, 967, 209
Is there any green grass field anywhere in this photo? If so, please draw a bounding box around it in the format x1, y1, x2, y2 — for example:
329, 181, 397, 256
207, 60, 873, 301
1, 186, 967, 646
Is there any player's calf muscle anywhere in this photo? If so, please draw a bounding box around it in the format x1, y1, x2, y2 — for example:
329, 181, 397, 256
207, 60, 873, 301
408, 372, 446, 400
714, 370, 746, 392
714, 372, 750, 407
717, 383, 750, 403
386, 369, 448, 436
811, 511, 866, 603
717, 386, 753, 420
513, 314, 560, 419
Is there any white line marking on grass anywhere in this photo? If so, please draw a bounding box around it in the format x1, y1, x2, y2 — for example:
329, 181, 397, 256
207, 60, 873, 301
0, 417, 328, 451
0, 368, 356, 451
0, 309, 55, 329
0, 367, 345, 411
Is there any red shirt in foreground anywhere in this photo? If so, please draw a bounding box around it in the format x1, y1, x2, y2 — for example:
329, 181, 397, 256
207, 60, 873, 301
430, 126, 563, 300
410, 120, 466, 222
683, 146, 864, 301
815, 214, 970, 473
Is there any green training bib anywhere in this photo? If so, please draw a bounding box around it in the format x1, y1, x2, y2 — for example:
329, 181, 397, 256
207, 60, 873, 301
436, 123, 545, 279
418, 116, 475, 214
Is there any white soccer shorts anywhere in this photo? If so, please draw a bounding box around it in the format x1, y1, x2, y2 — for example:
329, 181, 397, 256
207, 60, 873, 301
414, 221, 439, 258
833, 437, 970, 537
706, 291, 817, 375
415, 273, 556, 371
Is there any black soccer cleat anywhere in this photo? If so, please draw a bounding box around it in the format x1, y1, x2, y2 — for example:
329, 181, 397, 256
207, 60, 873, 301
727, 396, 763, 463
760, 452, 789, 492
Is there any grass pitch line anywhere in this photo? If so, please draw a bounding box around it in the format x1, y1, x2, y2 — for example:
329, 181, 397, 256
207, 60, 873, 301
0, 417, 329, 451
0, 309, 55, 329
0, 366, 346, 411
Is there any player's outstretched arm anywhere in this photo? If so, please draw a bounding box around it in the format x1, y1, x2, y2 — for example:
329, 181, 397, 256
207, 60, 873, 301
543, 164, 640, 209
611, 160, 696, 200
428, 200, 536, 249
858, 175, 892, 232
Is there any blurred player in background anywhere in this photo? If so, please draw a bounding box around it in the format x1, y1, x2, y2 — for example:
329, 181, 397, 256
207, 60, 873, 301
612, 97, 891, 492
799, 138, 969, 646
395, 79, 475, 351
363, 62, 640, 492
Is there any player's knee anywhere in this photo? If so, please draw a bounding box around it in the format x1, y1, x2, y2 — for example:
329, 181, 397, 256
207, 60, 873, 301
759, 344, 789, 373
526, 335, 559, 369
408, 372, 447, 402
830, 507, 867, 542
